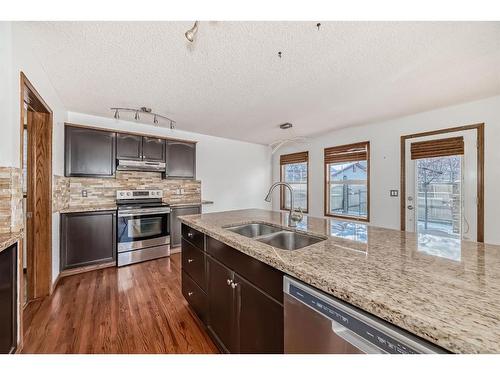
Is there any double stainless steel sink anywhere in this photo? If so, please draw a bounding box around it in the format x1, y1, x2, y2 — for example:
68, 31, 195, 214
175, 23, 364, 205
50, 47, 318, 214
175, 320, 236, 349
225, 222, 326, 251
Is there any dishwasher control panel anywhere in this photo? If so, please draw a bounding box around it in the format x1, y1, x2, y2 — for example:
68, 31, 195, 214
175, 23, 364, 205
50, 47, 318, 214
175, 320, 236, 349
288, 283, 419, 354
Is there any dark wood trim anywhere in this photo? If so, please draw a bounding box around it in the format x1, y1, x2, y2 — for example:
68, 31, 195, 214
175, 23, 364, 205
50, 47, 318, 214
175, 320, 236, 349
19, 72, 54, 352
64, 122, 198, 145
279, 151, 309, 213
324, 141, 370, 222
400, 123, 485, 242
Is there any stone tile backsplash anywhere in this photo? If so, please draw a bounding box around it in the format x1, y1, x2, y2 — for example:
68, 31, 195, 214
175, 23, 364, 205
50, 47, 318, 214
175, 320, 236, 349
53, 171, 201, 211
0, 167, 23, 234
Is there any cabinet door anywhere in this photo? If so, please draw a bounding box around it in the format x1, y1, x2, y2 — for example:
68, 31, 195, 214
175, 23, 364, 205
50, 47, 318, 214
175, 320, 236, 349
171, 206, 201, 247
116, 133, 142, 160
235, 274, 284, 354
166, 141, 196, 178
207, 256, 236, 353
0, 244, 17, 354
61, 211, 116, 270
142, 137, 165, 161
65, 126, 116, 177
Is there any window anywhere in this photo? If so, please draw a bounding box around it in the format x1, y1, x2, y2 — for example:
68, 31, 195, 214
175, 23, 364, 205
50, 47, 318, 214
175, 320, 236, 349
280, 151, 308, 212
324, 142, 370, 221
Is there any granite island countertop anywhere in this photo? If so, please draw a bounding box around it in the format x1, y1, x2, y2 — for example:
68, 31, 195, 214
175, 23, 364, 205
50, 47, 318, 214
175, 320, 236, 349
179, 208, 500, 354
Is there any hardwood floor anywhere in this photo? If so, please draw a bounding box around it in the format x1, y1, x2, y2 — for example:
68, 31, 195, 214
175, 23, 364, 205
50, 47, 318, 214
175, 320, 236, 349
21, 253, 219, 354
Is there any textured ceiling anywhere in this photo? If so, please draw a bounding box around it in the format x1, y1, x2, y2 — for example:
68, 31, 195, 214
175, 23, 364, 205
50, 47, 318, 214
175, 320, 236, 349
23, 21, 500, 144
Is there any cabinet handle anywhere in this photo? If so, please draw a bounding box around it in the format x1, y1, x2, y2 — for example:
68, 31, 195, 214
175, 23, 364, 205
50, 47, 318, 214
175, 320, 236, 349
187, 258, 194, 263
226, 279, 233, 286
188, 291, 193, 296
187, 232, 194, 238
230, 282, 238, 289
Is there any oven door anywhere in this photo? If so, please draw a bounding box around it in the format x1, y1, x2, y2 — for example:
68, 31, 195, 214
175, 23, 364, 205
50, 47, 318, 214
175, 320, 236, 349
117, 211, 170, 252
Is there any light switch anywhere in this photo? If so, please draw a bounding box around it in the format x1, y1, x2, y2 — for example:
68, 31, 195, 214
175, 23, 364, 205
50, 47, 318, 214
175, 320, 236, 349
390, 190, 398, 197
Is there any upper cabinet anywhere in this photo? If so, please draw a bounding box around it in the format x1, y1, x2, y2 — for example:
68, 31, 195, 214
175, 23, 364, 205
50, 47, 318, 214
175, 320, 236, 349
167, 141, 196, 179
116, 133, 165, 162
142, 136, 166, 162
116, 133, 142, 160
65, 125, 116, 177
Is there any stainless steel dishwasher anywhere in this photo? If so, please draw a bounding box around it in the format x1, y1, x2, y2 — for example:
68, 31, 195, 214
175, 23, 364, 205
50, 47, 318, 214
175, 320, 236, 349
284, 276, 446, 354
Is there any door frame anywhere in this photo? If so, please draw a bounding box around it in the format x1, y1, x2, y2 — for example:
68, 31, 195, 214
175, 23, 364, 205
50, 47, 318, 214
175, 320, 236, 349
400, 123, 484, 242
19, 72, 53, 304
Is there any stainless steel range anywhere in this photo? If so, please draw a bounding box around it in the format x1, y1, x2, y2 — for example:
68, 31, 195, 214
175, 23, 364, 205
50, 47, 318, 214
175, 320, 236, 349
116, 190, 170, 267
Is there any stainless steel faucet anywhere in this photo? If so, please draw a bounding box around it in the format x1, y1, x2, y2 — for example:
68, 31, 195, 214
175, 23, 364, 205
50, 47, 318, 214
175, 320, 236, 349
264, 182, 303, 227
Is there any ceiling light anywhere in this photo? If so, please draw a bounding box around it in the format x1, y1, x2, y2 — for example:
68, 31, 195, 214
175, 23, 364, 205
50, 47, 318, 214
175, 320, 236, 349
185, 21, 199, 42
110, 107, 176, 129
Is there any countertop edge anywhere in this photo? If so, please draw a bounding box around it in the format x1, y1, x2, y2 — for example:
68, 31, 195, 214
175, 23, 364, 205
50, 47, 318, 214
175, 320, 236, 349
0, 231, 24, 253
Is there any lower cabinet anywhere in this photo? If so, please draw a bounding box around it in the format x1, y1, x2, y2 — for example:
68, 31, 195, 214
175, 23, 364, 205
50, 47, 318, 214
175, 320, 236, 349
60, 210, 117, 271
0, 243, 17, 354
181, 224, 284, 353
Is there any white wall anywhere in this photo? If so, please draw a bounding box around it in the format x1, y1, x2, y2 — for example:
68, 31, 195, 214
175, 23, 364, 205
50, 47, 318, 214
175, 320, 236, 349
272, 95, 500, 245
1, 22, 68, 285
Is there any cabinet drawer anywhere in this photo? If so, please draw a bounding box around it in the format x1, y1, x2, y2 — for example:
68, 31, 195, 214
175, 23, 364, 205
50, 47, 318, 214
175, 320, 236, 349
182, 270, 207, 324
182, 224, 205, 250
182, 238, 206, 291
206, 237, 283, 303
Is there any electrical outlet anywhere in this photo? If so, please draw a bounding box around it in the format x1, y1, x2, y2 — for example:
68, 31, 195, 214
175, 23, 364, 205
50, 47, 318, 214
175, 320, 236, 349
82, 189, 88, 198
390, 190, 398, 197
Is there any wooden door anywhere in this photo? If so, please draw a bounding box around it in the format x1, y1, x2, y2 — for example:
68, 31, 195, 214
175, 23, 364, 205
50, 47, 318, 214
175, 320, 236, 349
26, 111, 52, 300
207, 256, 236, 353
234, 274, 284, 353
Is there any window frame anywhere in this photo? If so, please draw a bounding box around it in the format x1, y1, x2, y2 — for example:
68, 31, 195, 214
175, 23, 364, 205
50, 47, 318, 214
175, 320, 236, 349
279, 151, 309, 213
324, 141, 370, 222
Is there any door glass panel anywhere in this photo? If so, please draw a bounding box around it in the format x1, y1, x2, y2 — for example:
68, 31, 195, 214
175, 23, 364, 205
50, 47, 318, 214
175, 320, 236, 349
415, 155, 461, 239
328, 161, 368, 219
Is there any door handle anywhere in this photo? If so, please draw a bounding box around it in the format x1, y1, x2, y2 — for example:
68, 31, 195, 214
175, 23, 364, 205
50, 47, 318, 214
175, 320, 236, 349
230, 282, 238, 289
226, 278, 233, 285
407, 205, 414, 210
188, 291, 193, 297
187, 258, 194, 263
331, 321, 383, 354
187, 232, 194, 238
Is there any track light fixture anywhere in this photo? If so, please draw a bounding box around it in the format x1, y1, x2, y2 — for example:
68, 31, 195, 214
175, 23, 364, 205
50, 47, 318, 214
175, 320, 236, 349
110, 107, 176, 129
185, 21, 199, 42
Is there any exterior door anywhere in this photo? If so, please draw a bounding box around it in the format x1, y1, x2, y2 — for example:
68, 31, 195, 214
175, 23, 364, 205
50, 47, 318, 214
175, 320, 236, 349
405, 130, 477, 241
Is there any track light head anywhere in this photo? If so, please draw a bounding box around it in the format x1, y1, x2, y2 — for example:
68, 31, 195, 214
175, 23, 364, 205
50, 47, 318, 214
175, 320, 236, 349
170, 121, 175, 130
134, 111, 140, 121
185, 21, 199, 42
153, 115, 158, 124
114, 109, 119, 119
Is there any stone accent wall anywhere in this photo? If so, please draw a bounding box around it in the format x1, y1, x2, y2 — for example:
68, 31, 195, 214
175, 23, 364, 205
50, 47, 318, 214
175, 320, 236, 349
0, 167, 23, 234
53, 171, 201, 211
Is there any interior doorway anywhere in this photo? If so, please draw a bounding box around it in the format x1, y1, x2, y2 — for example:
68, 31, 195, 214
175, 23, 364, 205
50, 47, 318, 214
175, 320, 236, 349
400, 124, 484, 242
20, 72, 53, 305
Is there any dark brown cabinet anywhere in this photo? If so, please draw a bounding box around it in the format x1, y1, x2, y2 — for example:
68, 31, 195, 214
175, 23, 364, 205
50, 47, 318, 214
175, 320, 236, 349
0, 243, 17, 354
171, 206, 201, 248
116, 133, 142, 160
65, 125, 116, 177
181, 224, 284, 353
116, 133, 165, 162
235, 274, 284, 353
61, 210, 116, 271
166, 141, 196, 179
142, 136, 166, 161
207, 256, 237, 353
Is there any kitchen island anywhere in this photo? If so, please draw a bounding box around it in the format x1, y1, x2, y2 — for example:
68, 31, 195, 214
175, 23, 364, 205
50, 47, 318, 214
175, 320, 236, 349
179, 209, 500, 354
